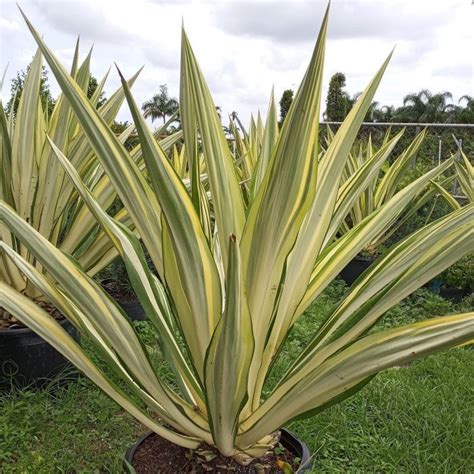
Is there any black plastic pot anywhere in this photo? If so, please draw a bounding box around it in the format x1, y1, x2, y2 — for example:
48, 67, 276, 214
0, 318, 79, 391
439, 286, 470, 303
424, 279, 471, 302
119, 300, 147, 321
101, 279, 147, 322
279, 429, 312, 471
124, 428, 312, 472
339, 255, 375, 286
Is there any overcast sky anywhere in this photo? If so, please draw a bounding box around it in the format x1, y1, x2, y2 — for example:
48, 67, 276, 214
1, 0, 473, 126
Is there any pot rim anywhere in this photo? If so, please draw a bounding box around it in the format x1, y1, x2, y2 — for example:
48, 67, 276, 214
100, 277, 119, 287
124, 428, 312, 472
0, 317, 71, 336
354, 254, 376, 263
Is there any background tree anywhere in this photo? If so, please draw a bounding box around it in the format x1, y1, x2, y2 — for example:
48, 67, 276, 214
230, 111, 248, 135
347, 92, 378, 122
371, 104, 395, 122
4, 68, 108, 118
279, 89, 294, 125
4, 64, 55, 118
142, 84, 179, 125
325, 72, 351, 121
456, 95, 474, 124
87, 74, 107, 108
393, 90, 456, 123
111, 121, 139, 150
340, 88, 472, 124
215, 105, 231, 135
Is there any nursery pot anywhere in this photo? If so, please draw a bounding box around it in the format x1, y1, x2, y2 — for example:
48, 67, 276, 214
0, 318, 79, 391
425, 279, 470, 303
339, 255, 375, 286
439, 286, 470, 303
118, 300, 147, 322
101, 278, 147, 322
124, 428, 312, 473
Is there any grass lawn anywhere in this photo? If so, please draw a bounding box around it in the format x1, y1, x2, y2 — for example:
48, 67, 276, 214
1, 285, 473, 473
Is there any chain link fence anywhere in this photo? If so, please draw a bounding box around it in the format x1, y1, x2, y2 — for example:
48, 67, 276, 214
321, 122, 474, 158
320, 122, 474, 199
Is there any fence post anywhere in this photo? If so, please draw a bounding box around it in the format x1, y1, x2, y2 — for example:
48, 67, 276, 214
452, 138, 462, 195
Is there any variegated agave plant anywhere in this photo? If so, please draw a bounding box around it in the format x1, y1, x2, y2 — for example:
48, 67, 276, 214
0, 42, 181, 324
454, 151, 474, 203
332, 128, 455, 253
434, 150, 474, 208
230, 104, 456, 255
1, 7, 473, 464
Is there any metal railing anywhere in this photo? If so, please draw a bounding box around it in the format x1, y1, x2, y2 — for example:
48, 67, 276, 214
320, 122, 474, 160
322, 122, 474, 128
320, 122, 473, 200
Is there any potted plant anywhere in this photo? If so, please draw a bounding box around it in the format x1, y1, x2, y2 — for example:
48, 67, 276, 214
0, 43, 186, 388
226, 82, 454, 288
97, 147, 195, 323
1, 6, 473, 471
454, 151, 473, 204
332, 130, 455, 285
99, 255, 148, 321
0, 43, 119, 389
425, 151, 473, 301
437, 255, 473, 302
338, 250, 376, 287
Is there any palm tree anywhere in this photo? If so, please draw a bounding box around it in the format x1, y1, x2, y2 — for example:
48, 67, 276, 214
426, 91, 454, 122
230, 111, 248, 136
372, 104, 395, 122
394, 90, 455, 123
394, 89, 430, 122
456, 95, 474, 124
459, 95, 473, 107
142, 84, 179, 125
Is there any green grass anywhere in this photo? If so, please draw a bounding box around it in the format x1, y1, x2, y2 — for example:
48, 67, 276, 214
1, 284, 473, 473
0, 379, 141, 472
291, 349, 474, 472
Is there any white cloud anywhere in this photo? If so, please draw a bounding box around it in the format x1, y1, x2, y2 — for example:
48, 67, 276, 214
0, 16, 20, 31
0, 0, 472, 124
30, 0, 132, 42
211, 0, 451, 43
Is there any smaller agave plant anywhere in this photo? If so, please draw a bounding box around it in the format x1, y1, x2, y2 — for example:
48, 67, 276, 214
227, 93, 456, 257
433, 150, 474, 209
0, 43, 181, 326
454, 151, 474, 204
1, 5, 473, 466
332, 128, 455, 254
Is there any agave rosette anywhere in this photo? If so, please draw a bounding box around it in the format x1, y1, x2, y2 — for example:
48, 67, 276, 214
0, 41, 182, 313
230, 101, 457, 254
1, 6, 473, 463
331, 128, 458, 252
434, 150, 474, 209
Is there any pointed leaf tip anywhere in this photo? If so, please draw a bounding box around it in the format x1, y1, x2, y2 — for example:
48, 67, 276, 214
114, 62, 126, 82
17, 3, 28, 20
